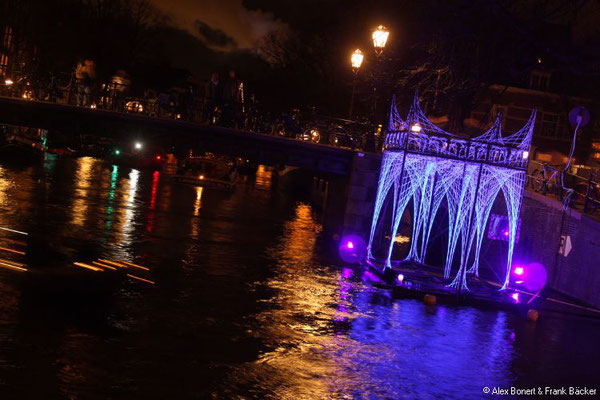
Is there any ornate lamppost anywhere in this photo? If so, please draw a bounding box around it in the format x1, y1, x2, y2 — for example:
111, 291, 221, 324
372, 25, 389, 56
348, 49, 364, 119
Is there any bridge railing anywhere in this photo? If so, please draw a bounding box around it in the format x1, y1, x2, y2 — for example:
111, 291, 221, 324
0, 72, 381, 151
525, 160, 600, 214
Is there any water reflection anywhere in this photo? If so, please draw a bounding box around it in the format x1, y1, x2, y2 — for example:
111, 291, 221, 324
104, 165, 119, 231
193, 187, 203, 217
146, 171, 160, 233
0, 156, 599, 399
0, 166, 12, 207
254, 165, 272, 189
71, 157, 95, 226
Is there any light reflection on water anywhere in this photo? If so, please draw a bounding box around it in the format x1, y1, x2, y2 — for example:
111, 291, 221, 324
0, 156, 599, 399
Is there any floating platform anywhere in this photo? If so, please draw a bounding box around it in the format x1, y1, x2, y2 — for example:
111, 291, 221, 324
360, 258, 600, 319
362, 258, 536, 311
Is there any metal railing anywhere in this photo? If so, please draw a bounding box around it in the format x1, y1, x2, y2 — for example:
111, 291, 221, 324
526, 160, 600, 214
0, 71, 381, 151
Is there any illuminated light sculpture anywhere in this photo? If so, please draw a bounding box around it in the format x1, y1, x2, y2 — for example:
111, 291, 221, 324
368, 95, 535, 291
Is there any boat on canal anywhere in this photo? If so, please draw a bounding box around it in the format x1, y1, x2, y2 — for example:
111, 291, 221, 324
172, 153, 239, 190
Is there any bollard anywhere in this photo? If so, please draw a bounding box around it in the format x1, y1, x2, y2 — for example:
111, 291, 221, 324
527, 309, 539, 322
424, 294, 436, 306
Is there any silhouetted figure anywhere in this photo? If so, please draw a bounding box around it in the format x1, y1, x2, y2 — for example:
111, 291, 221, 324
221, 70, 243, 127
75, 59, 96, 107
204, 72, 221, 124
180, 85, 195, 121
110, 70, 130, 112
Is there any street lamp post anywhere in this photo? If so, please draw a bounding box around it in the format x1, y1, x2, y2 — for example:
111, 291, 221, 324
371, 25, 390, 117
349, 49, 364, 119
370, 25, 389, 150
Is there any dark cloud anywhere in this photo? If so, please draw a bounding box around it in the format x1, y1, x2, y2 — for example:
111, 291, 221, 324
194, 20, 237, 49
149, 0, 287, 50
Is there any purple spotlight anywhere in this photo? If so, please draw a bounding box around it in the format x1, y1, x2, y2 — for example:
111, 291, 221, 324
397, 273, 404, 283
511, 292, 520, 303
523, 262, 547, 292
514, 266, 524, 276
338, 235, 367, 264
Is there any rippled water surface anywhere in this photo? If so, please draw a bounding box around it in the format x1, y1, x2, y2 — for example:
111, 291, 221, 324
0, 155, 599, 399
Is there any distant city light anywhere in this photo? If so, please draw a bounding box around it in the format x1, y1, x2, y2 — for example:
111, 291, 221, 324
346, 241, 354, 249
514, 266, 524, 276
4, 78, 13, 86
125, 100, 143, 113
134, 142, 142, 150
114, 149, 120, 155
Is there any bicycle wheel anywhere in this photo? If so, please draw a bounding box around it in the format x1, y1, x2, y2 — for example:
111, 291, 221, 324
530, 169, 544, 192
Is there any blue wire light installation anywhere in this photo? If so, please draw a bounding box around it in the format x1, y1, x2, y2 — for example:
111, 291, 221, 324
368, 96, 535, 291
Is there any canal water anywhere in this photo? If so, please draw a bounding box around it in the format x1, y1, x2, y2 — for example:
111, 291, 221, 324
0, 155, 599, 399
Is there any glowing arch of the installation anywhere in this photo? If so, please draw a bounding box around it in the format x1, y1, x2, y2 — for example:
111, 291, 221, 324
368, 95, 535, 291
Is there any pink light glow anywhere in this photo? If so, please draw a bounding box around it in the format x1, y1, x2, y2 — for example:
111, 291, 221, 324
397, 274, 404, 283
514, 266, 524, 276
511, 293, 520, 303
347, 241, 354, 249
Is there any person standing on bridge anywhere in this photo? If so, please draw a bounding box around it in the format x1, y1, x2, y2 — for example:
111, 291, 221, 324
75, 59, 96, 107
221, 70, 243, 128
74, 59, 86, 106
204, 72, 221, 125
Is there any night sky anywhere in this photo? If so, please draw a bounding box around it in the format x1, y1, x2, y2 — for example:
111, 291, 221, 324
3, 0, 600, 116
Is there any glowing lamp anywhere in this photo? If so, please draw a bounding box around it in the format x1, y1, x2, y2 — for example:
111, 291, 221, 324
338, 235, 367, 264
4, 78, 13, 86
134, 142, 142, 150
410, 123, 422, 133
199, 175, 204, 180
351, 49, 364, 71
155, 155, 161, 161
514, 266, 524, 276
397, 273, 404, 283
511, 292, 520, 303
372, 25, 389, 54
114, 149, 120, 155
523, 151, 529, 160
